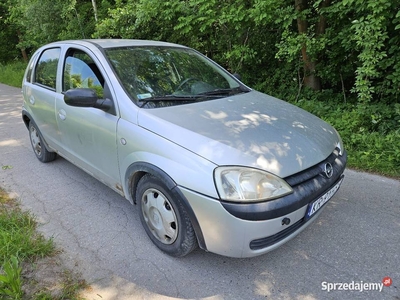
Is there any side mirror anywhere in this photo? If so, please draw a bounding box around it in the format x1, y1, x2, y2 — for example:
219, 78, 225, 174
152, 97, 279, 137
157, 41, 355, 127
64, 88, 97, 107
64, 88, 114, 113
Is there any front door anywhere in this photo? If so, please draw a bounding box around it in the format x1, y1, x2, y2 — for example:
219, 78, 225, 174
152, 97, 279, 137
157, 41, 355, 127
55, 47, 121, 191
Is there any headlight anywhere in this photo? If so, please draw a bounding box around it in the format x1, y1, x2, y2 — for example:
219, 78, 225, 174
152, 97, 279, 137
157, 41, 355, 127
214, 167, 293, 202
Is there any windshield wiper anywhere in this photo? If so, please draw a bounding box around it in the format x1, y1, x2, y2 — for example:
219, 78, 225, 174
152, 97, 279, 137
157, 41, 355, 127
138, 88, 249, 107
197, 86, 250, 96
138, 95, 199, 107
138, 95, 198, 102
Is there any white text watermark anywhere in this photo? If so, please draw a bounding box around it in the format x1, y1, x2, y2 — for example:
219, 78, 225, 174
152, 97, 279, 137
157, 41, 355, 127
321, 277, 392, 293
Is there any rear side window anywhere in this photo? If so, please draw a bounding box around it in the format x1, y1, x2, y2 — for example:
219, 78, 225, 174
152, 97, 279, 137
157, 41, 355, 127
25, 53, 39, 83
34, 48, 60, 90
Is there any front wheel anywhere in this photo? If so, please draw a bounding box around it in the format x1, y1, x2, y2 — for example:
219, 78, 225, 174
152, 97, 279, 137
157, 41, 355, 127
136, 174, 197, 257
29, 122, 57, 163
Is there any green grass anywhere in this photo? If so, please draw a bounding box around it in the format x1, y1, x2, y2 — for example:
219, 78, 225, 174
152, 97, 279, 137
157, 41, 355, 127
0, 61, 27, 88
0, 206, 54, 263
0, 189, 87, 299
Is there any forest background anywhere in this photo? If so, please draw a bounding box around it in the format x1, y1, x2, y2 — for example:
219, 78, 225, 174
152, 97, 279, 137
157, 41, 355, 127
0, 0, 399, 177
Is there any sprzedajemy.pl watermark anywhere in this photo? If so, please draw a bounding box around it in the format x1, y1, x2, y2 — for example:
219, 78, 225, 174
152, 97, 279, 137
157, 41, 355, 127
322, 277, 393, 293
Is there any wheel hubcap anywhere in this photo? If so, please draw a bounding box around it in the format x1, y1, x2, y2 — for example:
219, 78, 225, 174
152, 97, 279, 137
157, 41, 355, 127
30, 126, 42, 156
141, 188, 178, 244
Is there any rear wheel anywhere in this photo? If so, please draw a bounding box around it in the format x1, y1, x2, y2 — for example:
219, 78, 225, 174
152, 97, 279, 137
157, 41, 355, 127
29, 122, 56, 163
136, 174, 197, 257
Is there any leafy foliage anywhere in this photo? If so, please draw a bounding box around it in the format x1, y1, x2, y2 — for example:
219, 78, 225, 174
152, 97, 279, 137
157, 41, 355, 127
3, 0, 114, 56
0, 2, 19, 63
2, 0, 400, 103
293, 94, 400, 177
0, 0, 399, 176
0, 62, 26, 87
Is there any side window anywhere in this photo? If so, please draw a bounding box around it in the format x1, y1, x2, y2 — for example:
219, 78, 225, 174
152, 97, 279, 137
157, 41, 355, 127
63, 49, 104, 98
34, 48, 60, 89
25, 53, 39, 83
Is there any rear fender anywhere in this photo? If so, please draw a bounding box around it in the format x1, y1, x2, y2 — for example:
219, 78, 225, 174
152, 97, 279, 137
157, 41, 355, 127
22, 110, 53, 152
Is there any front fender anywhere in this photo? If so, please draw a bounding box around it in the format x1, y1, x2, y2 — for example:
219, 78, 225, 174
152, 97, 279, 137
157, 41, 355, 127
125, 161, 177, 204
124, 161, 207, 250
117, 119, 218, 200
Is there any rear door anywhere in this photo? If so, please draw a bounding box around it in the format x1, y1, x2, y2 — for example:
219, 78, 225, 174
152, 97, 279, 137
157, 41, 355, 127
23, 47, 62, 150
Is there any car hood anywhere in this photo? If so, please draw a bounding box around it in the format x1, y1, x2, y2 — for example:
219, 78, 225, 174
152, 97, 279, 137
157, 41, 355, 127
137, 91, 339, 178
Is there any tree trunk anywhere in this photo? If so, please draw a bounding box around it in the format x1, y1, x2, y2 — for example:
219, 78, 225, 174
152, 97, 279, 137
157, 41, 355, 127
17, 30, 28, 62
91, 0, 98, 23
316, 0, 331, 36
20, 48, 28, 62
295, 0, 321, 91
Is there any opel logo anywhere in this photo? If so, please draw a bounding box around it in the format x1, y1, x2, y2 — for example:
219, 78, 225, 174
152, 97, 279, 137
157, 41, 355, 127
324, 163, 333, 178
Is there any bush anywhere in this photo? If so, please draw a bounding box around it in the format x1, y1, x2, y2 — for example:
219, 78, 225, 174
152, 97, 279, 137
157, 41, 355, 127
292, 94, 400, 177
0, 61, 27, 88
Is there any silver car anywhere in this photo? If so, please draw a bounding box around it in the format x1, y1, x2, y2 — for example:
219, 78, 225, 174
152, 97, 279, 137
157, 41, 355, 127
22, 40, 347, 258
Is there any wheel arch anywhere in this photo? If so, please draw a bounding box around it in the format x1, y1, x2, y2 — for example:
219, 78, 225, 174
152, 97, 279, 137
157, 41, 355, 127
22, 111, 54, 153
22, 110, 31, 129
125, 161, 207, 250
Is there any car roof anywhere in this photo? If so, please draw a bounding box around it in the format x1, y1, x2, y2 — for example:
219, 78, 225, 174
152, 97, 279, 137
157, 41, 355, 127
43, 39, 188, 50
88, 39, 187, 49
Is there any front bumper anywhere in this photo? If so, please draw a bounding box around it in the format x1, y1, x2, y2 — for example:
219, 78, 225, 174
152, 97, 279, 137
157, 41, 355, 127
180, 187, 327, 258
221, 149, 347, 221
181, 150, 347, 258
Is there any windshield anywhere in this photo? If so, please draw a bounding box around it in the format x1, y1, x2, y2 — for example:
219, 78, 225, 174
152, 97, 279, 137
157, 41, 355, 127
105, 46, 246, 108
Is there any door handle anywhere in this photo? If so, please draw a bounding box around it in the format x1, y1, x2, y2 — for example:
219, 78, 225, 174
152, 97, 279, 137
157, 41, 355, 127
58, 109, 66, 121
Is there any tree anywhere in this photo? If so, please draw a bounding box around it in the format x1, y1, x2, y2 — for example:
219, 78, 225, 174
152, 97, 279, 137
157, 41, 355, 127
261, 0, 400, 102
294, 0, 331, 91
2, 0, 398, 104
95, 0, 262, 76
4, 0, 114, 61
0, 0, 20, 62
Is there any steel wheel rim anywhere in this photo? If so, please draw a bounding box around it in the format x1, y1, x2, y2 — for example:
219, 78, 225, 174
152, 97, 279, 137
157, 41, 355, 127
141, 188, 178, 244
30, 126, 42, 156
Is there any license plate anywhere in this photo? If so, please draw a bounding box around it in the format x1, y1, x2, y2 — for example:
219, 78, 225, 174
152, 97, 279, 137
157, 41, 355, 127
305, 176, 344, 220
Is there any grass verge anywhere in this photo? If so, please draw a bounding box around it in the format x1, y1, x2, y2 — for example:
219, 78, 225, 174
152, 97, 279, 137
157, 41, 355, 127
0, 188, 87, 299
0, 61, 26, 88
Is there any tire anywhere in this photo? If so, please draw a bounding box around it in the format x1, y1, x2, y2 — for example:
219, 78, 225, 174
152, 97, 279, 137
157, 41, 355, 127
29, 122, 57, 163
136, 174, 197, 257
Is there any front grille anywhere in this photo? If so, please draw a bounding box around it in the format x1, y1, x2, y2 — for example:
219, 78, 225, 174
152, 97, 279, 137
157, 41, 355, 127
249, 218, 305, 250
284, 148, 341, 187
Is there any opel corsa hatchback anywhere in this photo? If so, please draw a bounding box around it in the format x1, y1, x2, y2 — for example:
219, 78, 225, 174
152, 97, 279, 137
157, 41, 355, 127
22, 39, 347, 258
